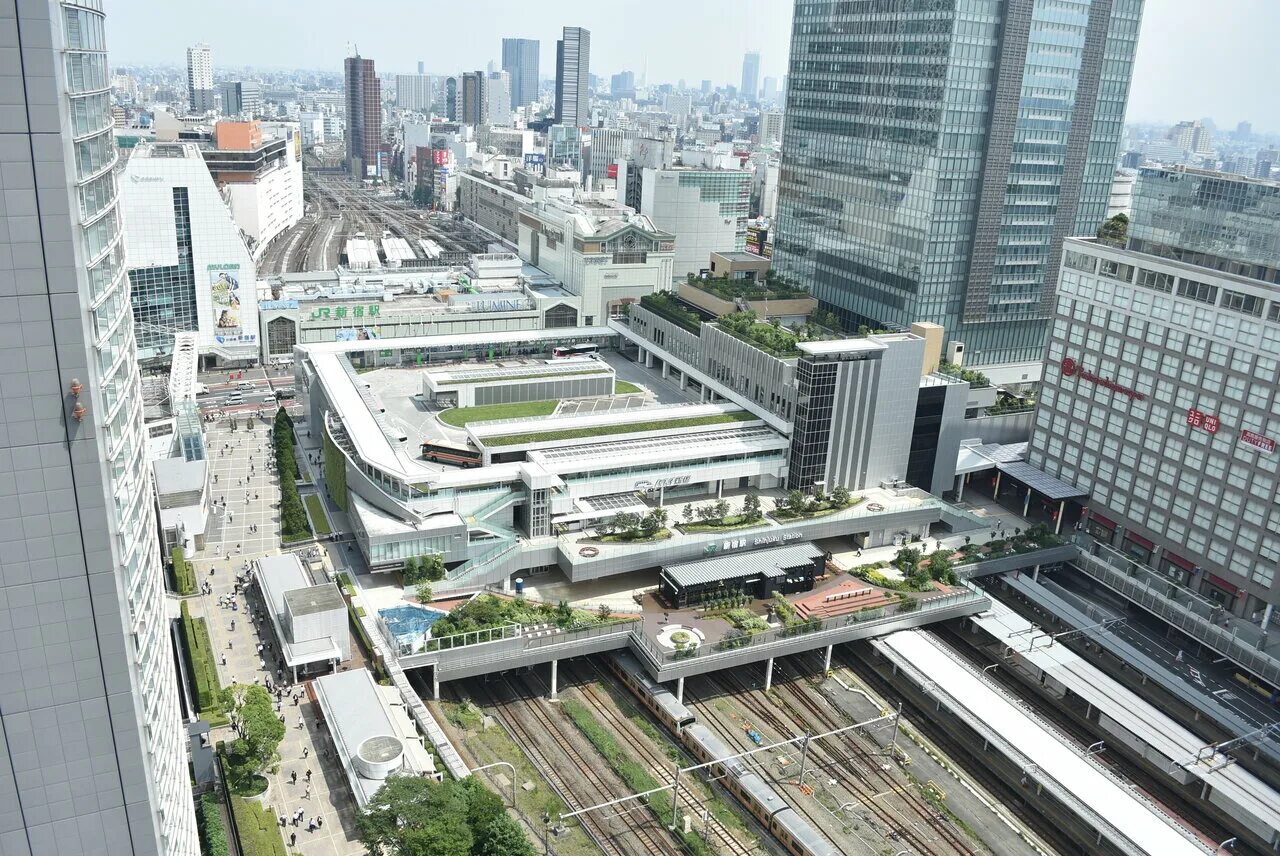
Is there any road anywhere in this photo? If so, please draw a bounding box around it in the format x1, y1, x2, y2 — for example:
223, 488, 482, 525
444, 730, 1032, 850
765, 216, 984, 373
1044, 571, 1280, 731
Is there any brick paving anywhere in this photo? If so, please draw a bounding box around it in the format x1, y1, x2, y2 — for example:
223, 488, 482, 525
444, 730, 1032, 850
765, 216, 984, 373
188, 420, 366, 856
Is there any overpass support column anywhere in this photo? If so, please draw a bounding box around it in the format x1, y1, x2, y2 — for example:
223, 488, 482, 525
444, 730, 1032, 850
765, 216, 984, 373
955, 473, 966, 502
676, 676, 685, 705
549, 659, 558, 699
1032, 565, 1040, 582
1023, 489, 1032, 517
764, 657, 774, 692
433, 667, 441, 701
1055, 500, 1065, 534
823, 644, 833, 672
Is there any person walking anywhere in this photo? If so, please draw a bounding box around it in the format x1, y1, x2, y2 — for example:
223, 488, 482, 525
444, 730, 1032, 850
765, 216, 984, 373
304, 785, 312, 800
290, 832, 296, 847
291, 770, 297, 785
306, 768, 312, 782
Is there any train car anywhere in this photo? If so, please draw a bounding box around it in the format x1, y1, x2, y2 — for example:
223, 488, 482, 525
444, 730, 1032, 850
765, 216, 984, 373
771, 809, 840, 856
421, 439, 482, 468
607, 653, 695, 731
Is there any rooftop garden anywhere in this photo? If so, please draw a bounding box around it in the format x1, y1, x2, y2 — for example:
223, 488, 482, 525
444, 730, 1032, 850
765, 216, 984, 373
482, 410, 756, 447
770, 486, 862, 521
639, 291, 702, 333
984, 392, 1036, 417
676, 491, 767, 533
427, 593, 632, 642
938, 360, 991, 389
437, 399, 559, 428
715, 311, 802, 357
686, 271, 810, 302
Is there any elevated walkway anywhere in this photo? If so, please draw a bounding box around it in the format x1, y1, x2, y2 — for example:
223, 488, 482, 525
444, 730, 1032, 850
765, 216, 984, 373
873, 629, 1215, 856
971, 593, 1280, 849
1072, 539, 1280, 688
956, 543, 1077, 580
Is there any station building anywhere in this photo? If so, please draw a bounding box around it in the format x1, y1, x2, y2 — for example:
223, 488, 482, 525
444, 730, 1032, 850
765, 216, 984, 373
295, 294, 994, 593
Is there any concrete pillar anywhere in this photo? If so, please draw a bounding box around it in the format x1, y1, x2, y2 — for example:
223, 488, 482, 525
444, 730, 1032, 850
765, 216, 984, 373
433, 667, 441, 701
661, 361, 669, 379
1055, 500, 1065, 535
993, 470, 1002, 499
764, 657, 774, 692
1032, 564, 1040, 582
1023, 489, 1032, 517
955, 473, 966, 502
1263, 603, 1274, 630
679, 371, 688, 390
659, 485, 665, 507
550, 659, 558, 699
676, 676, 684, 705
823, 644, 833, 672
717, 480, 724, 499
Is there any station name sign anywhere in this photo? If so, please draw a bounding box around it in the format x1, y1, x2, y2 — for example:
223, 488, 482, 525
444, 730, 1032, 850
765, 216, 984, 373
635, 475, 691, 492
1060, 357, 1145, 401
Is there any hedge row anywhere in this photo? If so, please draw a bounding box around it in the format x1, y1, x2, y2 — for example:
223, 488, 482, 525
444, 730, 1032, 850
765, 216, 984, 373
273, 409, 312, 543
172, 546, 195, 595
198, 794, 230, 856
229, 795, 287, 856
179, 601, 221, 715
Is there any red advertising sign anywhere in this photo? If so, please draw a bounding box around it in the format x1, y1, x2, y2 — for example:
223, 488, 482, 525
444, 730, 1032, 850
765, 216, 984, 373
1060, 357, 1146, 401
1241, 429, 1276, 453
1186, 408, 1220, 434
432, 148, 449, 166
607, 163, 619, 179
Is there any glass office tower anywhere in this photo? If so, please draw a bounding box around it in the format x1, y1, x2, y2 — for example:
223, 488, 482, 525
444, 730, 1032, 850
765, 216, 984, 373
774, 0, 1142, 367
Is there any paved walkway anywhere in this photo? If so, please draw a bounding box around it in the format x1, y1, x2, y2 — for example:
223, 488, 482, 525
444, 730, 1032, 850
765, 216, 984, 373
188, 420, 366, 856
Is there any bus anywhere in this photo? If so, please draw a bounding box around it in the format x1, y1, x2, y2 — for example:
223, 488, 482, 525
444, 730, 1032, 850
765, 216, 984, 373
421, 439, 483, 468
552, 343, 599, 359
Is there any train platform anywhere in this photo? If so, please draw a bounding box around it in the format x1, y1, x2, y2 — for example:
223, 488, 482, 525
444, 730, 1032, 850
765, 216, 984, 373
969, 597, 1280, 850
873, 629, 1216, 855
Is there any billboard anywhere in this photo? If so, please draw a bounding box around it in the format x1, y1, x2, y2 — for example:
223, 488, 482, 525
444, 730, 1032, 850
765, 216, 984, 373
209, 264, 256, 345
607, 163, 619, 179
523, 152, 546, 169
334, 327, 381, 341
432, 148, 450, 166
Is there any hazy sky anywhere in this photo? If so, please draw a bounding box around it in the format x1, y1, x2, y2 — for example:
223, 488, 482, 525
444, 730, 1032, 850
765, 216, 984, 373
106, 0, 1279, 130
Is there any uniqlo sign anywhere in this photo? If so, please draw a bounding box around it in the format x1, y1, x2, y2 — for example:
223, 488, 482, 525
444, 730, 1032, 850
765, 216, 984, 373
1186, 408, 1220, 434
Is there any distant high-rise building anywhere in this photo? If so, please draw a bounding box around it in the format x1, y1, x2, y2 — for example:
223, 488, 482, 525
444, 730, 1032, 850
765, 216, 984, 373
219, 80, 262, 117
187, 42, 214, 112
445, 76, 459, 121
701, 79, 712, 95
485, 71, 512, 125
610, 70, 636, 97
774, 0, 1144, 368
3, 3, 200, 853
501, 38, 540, 109
418, 60, 425, 75
396, 74, 433, 111
740, 51, 760, 103
760, 111, 783, 145
1167, 120, 1214, 155
761, 75, 778, 103
1235, 120, 1252, 138
1121, 150, 1144, 169
460, 71, 486, 125
555, 26, 591, 127
344, 54, 383, 178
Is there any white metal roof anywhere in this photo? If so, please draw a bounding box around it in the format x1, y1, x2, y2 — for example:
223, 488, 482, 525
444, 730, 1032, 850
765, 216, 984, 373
254, 554, 343, 667
880, 630, 1212, 856
300, 326, 617, 356
528, 425, 787, 473
469, 401, 745, 439
973, 602, 1280, 837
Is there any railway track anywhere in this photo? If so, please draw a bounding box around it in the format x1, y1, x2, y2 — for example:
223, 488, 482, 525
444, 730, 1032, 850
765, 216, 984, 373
469, 675, 680, 856
694, 667, 977, 856
563, 660, 759, 856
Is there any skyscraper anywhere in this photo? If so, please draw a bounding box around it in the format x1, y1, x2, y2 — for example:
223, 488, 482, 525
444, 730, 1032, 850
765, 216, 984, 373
460, 71, 486, 125
501, 38, 540, 109
344, 54, 382, 178
761, 75, 778, 104
186, 42, 213, 113
774, 0, 1144, 368
485, 71, 512, 125
395, 74, 433, 112
2, 3, 199, 853
554, 26, 590, 127
740, 51, 760, 103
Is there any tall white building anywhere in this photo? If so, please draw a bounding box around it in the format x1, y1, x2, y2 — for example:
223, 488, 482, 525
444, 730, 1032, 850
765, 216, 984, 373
554, 26, 590, 127
484, 71, 511, 126
121, 142, 260, 363
1, 3, 199, 854
186, 42, 213, 113
640, 165, 752, 279
395, 73, 433, 112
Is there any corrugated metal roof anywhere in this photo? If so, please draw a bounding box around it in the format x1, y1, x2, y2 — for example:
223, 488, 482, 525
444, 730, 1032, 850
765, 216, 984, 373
996, 460, 1088, 500
662, 541, 823, 588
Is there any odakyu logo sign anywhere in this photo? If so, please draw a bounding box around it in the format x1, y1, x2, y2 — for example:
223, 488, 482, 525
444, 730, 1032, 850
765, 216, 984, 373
1061, 356, 1078, 377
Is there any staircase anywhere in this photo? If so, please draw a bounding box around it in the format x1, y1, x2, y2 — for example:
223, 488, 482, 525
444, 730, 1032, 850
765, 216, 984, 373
435, 534, 523, 595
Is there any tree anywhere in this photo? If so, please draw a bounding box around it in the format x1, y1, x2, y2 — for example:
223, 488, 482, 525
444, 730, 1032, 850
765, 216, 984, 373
640, 507, 668, 537
681, 504, 694, 523
831, 485, 851, 508
1097, 212, 1129, 245
416, 582, 433, 603
223, 685, 284, 784
403, 556, 421, 583
475, 813, 536, 856
713, 499, 730, 521
742, 490, 761, 521
612, 512, 641, 537
596, 603, 612, 622
926, 550, 953, 582
554, 600, 573, 625
423, 554, 446, 581
893, 546, 922, 574
695, 504, 718, 523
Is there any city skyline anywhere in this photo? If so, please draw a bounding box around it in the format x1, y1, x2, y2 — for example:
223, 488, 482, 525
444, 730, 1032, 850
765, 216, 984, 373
103, 0, 1280, 129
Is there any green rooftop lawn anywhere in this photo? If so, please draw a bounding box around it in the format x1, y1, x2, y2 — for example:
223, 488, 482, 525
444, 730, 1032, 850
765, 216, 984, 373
437, 399, 559, 428
483, 410, 757, 447
615, 380, 643, 394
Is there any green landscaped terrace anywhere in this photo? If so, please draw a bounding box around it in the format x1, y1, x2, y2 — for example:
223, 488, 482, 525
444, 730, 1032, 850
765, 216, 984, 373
481, 410, 757, 447
438, 368, 611, 384
436, 399, 559, 427
689, 274, 810, 302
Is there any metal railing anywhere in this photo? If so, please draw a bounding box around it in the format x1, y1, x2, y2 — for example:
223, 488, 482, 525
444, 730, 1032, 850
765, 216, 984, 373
632, 588, 987, 667
1071, 545, 1280, 687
